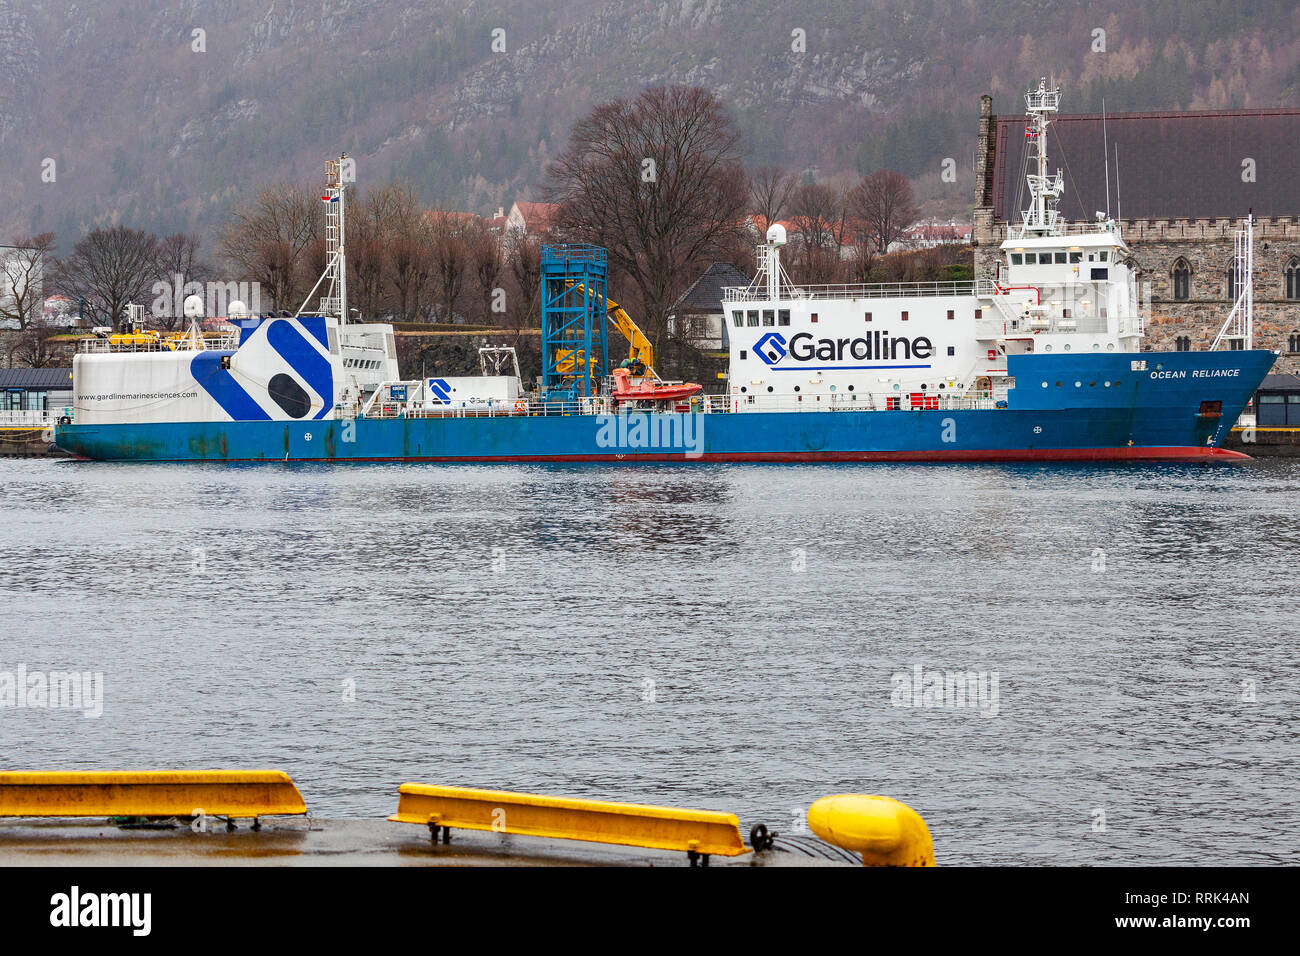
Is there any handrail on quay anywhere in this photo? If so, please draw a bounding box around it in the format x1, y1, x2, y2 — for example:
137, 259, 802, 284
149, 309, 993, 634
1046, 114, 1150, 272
0, 770, 307, 821
389, 783, 749, 865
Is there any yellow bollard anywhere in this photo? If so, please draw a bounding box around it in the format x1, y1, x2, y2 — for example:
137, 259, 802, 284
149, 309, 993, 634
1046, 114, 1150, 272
807, 794, 935, 866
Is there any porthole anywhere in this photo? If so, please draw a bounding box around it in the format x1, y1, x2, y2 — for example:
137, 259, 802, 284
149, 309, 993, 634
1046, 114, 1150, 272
1074, 381, 1082, 387
766, 386, 773, 392
1044, 345, 1052, 352
1064, 344, 1072, 351
794, 386, 801, 392
740, 386, 747, 393
1104, 381, 1111, 387
1041, 382, 1049, 388
847, 385, 855, 392
1107, 343, 1115, 351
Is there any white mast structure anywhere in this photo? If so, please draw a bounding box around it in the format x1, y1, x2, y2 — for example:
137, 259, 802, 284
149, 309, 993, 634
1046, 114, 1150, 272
1212, 214, 1254, 350
1015, 78, 1065, 238
297, 153, 349, 322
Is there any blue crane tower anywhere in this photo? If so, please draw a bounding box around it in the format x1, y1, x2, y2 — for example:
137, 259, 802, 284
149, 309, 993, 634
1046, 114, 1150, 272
540, 244, 610, 403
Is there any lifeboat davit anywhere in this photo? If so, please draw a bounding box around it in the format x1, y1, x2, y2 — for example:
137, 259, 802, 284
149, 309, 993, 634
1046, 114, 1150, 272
611, 367, 703, 405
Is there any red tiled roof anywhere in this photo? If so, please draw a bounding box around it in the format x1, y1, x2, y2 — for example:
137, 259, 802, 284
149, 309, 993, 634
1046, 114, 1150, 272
992, 108, 1300, 221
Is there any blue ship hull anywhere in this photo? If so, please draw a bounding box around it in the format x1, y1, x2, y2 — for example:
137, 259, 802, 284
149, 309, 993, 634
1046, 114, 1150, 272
54, 351, 1276, 463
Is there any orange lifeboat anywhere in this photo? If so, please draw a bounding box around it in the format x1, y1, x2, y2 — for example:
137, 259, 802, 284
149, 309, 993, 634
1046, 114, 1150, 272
610, 368, 702, 405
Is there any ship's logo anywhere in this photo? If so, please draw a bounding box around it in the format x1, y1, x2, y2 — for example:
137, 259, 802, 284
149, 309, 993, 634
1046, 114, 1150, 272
427, 378, 452, 404
753, 332, 788, 366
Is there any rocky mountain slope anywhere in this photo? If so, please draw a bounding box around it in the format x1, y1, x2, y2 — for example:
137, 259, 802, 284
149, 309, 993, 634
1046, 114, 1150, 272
1, 0, 1296, 245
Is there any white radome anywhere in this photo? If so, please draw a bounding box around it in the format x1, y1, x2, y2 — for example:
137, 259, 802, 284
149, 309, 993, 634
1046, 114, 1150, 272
183, 294, 205, 318
227, 300, 248, 318
766, 223, 787, 246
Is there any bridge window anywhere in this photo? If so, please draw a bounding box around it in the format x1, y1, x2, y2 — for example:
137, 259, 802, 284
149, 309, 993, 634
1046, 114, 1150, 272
1098, 251, 1108, 261
1010, 253, 1022, 265
778, 309, 790, 326
1054, 252, 1066, 264
762, 309, 775, 326
732, 310, 743, 327
1286, 259, 1300, 299
746, 310, 759, 326
1069, 252, 1082, 263
1172, 259, 1191, 300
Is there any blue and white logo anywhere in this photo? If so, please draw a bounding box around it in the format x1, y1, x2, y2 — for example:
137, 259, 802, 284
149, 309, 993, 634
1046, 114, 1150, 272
427, 378, 452, 404
753, 332, 788, 366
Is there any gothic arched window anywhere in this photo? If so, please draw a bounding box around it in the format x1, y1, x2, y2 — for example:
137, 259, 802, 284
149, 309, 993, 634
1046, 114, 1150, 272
1289, 332, 1300, 353
1175, 335, 1191, 352
1286, 259, 1300, 300
1172, 259, 1191, 301
1227, 265, 1238, 301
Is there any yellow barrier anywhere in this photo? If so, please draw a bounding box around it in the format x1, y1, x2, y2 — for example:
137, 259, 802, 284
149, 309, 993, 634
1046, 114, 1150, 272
0, 770, 306, 820
808, 794, 935, 866
389, 784, 748, 863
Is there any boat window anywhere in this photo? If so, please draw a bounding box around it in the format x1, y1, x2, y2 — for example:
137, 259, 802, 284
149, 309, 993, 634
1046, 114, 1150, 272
762, 310, 775, 326
778, 309, 790, 326
900, 311, 909, 321
974, 308, 982, 319
747, 310, 759, 326
1069, 252, 1082, 263
946, 310, 954, 320
1054, 252, 1066, 264
732, 310, 743, 327
811, 313, 818, 323
1099, 251, 1108, 261
1010, 254, 1022, 265
864, 312, 872, 322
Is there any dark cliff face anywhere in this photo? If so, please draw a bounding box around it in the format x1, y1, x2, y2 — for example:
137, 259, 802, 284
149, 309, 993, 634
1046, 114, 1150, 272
1, 0, 1294, 244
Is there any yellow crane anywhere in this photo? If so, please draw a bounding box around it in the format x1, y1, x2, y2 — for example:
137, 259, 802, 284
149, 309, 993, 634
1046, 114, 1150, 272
554, 282, 656, 380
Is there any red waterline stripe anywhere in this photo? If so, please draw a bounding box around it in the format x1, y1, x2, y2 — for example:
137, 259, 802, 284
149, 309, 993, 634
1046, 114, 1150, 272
67, 446, 1252, 464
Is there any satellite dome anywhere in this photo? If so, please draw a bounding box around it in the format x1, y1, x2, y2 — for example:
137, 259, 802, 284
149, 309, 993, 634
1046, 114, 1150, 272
227, 300, 248, 318
183, 294, 205, 317
766, 223, 787, 246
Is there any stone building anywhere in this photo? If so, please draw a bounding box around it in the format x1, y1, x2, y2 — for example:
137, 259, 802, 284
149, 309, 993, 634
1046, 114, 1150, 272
974, 96, 1300, 373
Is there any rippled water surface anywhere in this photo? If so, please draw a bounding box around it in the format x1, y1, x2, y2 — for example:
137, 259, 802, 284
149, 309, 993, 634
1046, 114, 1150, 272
1, 456, 1297, 864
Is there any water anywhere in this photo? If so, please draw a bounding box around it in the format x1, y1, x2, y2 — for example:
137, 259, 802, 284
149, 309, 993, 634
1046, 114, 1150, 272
1, 456, 1297, 865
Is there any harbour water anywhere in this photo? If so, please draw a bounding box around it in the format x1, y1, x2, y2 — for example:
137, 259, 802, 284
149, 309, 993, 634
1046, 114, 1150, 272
1, 457, 1297, 865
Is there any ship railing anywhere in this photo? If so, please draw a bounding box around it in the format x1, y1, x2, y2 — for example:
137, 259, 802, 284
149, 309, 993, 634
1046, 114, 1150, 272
721, 280, 976, 302
0, 409, 67, 426
77, 333, 239, 353
701, 393, 1002, 414
356, 390, 1008, 420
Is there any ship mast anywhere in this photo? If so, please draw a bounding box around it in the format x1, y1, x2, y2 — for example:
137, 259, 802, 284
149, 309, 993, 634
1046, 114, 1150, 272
297, 153, 349, 322
1018, 79, 1064, 238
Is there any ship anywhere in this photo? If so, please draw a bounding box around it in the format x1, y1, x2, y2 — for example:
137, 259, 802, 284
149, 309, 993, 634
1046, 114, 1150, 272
55, 81, 1276, 464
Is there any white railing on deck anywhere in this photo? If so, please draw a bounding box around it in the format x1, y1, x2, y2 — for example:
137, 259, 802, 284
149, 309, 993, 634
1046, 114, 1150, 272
0, 409, 65, 426
355, 391, 1004, 420
722, 280, 976, 302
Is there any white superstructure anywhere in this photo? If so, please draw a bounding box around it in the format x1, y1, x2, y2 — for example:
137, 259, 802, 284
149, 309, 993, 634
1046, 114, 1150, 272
722, 78, 1144, 412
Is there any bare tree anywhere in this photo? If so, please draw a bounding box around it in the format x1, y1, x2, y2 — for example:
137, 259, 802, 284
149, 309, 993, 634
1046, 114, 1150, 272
428, 211, 470, 323
852, 170, 919, 253
468, 223, 504, 325
217, 183, 322, 312
8, 319, 61, 368
547, 85, 748, 357
53, 226, 159, 330
788, 183, 843, 284
1, 233, 55, 330
152, 233, 210, 328
507, 232, 542, 330
749, 165, 797, 227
